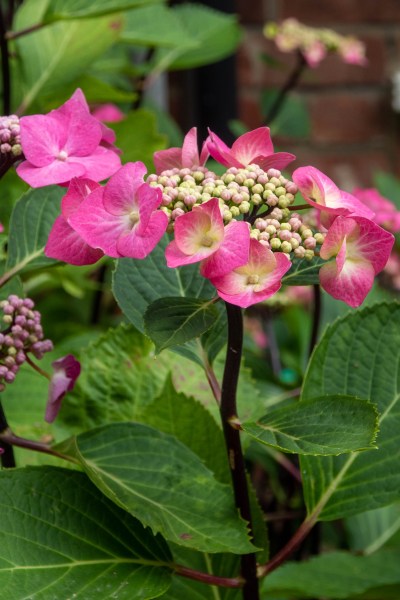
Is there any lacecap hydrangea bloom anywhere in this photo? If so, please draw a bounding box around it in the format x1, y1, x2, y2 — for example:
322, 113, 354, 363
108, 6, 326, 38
42, 114, 393, 309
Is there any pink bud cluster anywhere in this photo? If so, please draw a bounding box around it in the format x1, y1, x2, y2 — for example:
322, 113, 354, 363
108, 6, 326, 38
0, 295, 53, 391
0, 115, 22, 158
264, 18, 367, 68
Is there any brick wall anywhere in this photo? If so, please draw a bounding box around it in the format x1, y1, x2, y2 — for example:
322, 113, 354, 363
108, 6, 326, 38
235, 0, 400, 187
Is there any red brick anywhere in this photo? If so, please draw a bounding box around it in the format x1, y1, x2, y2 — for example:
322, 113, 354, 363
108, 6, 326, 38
279, 0, 400, 24
307, 92, 388, 144
238, 91, 264, 130
235, 0, 265, 24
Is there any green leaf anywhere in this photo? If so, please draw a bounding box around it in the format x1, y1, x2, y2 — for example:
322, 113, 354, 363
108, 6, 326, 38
110, 109, 167, 170
142, 376, 229, 484
152, 4, 241, 70
60, 324, 170, 431
374, 171, 400, 210
0, 467, 172, 599
300, 302, 400, 521
282, 256, 326, 286
56, 422, 257, 554
346, 504, 400, 554
122, 4, 194, 48
13, 2, 121, 111
42, 0, 163, 21
242, 395, 378, 455
5, 186, 63, 275
112, 237, 222, 364
262, 550, 400, 599
144, 297, 218, 353
42, 74, 136, 108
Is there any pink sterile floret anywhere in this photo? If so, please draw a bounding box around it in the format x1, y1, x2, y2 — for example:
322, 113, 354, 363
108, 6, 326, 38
303, 40, 327, 68
293, 166, 375, 228
207, 127, 296, 171
45, 178, 104, 265
352, 187, 400, 233
45, 354, 81, 423
69, 162, 168, 259
165, 197, 250, 278
92, 103, 125, 123
319, 215, 394, 307
208, 238, 291, 308
16, 89, 121, 187
153, 127, 210, 174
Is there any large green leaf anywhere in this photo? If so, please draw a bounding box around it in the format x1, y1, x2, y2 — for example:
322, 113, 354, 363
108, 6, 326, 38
112, 237, 223, 364
152, 4, 241, 70
282, 256, 326, 286
60, 324, 170, 431
141, 376, 229, 484
13, 1, 120, 111
5, 186, 63, 275
300, 302, 400, 521
144, 297, 218, 353
262, 90, 311, 138
122, 4, 194, 47
262, 550, 400, 599
110, 109, 167, 170
0, 467, 172, 599
242, 395, 378, 455
346, 504, 400, 554
56, 422, 256, 554
42, 0, 163, 21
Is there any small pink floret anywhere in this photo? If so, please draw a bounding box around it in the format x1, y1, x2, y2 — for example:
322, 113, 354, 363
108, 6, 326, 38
154, 127, 210, 174
16, 89, 121, 187
69, 162, 168, 259
208, 239, 291, 308
352, 187, 400, 233
207, 127, 296, 170
45, 354, 81, 423
319, 215, 395, 307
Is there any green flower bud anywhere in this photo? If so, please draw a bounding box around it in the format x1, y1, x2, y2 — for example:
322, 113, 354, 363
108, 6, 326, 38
230, 206, 240, 217
314, 232, 325, 244
304, 249, 314, 260
281, 241, 292, 253
239, 201, 251, 214
270, 238, 282, 250
275, 186, 286, 197
280, 222, 291, 231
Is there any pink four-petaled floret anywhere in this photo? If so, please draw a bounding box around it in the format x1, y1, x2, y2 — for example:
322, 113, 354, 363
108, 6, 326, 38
165, 198, 250, 278
153, 127, 210, 174
16, 89, 121, 187
208, 238, 291, 308
68, 162, 168, 259
207, 127, 296, 171
319, 215, 394, 307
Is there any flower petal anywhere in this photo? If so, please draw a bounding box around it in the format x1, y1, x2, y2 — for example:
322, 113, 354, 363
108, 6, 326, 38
201, 221, 250, 278
61, 178, 100, 218
103, 162, 147, 216
231, 127, 274, 165
117, 210, 168, 259
16, 158, 86, 188
45, 215, 104, 265
45, 355, 81, 423
19, 114, 67, 167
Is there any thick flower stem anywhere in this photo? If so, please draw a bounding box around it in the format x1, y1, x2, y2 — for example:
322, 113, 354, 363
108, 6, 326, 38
220, 302, 259, 600
0, 402, 16, 468
308, 284, 322, 357
264, 51, 307, 126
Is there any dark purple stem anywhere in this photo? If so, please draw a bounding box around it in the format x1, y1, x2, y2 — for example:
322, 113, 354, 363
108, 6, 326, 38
220, 302, 259, 600
308, 284, 322, 357
0, 402, 16, 468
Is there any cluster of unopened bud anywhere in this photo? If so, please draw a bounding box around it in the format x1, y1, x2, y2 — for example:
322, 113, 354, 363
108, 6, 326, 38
250, 210, 326, 259
148, 164, 327, 260
0, 295, 53, 391
0, 115, 22, 158
147, 164, 297, 225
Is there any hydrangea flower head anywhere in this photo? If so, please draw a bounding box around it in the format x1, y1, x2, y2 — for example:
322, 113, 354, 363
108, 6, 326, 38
16, 89, 121, 187
207, 127, 296, 171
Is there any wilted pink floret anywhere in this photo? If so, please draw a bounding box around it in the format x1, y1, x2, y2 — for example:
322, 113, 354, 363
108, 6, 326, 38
69, 162, 168, 259
352, 188, 400, 233
153, 127, 209, 174
45, 354, 80, 423
45, 178, 104, 265
208, 239, 291, 308
293, 166, 375, 228
165, 198, 250, 277
339, 39, 367, 66
319, 215, 394, 307
16, 89, 121, 187
207, 127, 296, 171
303, 40, 327, 68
